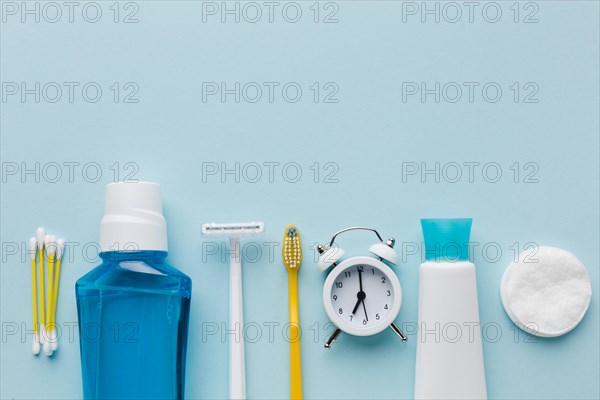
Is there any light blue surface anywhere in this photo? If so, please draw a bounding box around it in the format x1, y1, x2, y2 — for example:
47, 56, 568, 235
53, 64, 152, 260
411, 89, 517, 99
421, 218, 472, 261
1, 2, 599, 399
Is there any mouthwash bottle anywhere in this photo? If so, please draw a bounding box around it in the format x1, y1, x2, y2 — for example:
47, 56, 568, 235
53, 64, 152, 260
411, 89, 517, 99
76, 182, 191, 400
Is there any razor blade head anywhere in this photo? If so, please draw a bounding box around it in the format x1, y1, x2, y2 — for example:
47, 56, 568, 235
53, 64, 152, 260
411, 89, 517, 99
201, 222, 265, 238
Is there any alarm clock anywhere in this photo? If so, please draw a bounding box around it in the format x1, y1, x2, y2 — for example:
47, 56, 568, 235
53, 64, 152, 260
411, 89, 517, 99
317, 227, 407, 349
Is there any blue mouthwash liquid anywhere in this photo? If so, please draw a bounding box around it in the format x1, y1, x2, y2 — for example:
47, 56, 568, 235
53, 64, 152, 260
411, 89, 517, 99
76, 251, 191, 399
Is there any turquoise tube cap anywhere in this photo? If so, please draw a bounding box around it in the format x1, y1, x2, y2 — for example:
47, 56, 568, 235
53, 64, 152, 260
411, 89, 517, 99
421, 218, 472, 261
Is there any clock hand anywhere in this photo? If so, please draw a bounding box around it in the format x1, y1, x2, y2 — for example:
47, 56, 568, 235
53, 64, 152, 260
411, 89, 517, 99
356, 267, 368, 320
361, 298, 368, 321
352, 290, 366, 315
358, 267, 364, 292
351, 298, 361, 315
352, 267, 366, 315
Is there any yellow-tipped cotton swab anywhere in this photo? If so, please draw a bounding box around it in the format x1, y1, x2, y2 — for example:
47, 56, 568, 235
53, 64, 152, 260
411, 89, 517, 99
29, 237, 40, 355
36, 228, 46, 347
44, 235, 56, 356
50, 238, 64, 352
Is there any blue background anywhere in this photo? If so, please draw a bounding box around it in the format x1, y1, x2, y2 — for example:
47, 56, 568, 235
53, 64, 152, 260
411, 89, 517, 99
1, 1, 599, 399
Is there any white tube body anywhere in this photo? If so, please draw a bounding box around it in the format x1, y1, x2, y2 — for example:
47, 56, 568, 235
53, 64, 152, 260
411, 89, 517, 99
414, 261, 487, 400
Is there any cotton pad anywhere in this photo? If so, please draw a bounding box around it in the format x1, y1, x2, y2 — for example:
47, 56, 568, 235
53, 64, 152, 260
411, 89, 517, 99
500, 246, 592, 337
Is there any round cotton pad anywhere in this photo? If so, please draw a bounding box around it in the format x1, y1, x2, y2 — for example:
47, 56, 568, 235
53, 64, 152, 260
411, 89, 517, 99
500, 246, 592, 337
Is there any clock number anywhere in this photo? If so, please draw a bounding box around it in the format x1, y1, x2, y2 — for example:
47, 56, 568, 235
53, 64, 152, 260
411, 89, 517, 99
344, 271, 352, 278
333, 295, 337, 301
362, 319, 367, 325
357, 266, 364, 272
335, 282, 343, 288
381, 277, 386, 283
349, 315, 353, 321
384, 304, 388, 310
387, 290, 391, 296
372, 268, 375, 275
338, 308, 343, 314
376, 314, 380, 320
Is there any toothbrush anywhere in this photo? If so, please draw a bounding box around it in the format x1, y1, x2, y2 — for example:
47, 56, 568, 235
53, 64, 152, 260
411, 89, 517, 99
29, 237, 40, 355
282, 224, 303, 400
44, 235, 56, 356
50, 239, 64, 352
36, 228, 46, 347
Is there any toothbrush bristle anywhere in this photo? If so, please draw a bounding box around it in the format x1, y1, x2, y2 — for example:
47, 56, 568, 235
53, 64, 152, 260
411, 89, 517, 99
283, 224, 302, 270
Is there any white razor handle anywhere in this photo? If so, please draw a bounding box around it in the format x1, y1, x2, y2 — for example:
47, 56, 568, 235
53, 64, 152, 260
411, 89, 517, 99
201, 222, 264, 400
229, 237, 245, 400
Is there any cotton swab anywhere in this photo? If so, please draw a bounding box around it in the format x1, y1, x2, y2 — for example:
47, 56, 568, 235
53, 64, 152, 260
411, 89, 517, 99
50, 239, 64, 352
44, 235, 56, 356
29, 237, 40, 355
36, 228, 46, 347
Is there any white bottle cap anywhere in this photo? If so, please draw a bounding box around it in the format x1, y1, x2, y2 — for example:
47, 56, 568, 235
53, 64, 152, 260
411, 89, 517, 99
100, 181, 168, 252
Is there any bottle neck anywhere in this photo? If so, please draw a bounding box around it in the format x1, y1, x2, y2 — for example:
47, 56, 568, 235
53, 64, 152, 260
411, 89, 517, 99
99, 250, 168, 263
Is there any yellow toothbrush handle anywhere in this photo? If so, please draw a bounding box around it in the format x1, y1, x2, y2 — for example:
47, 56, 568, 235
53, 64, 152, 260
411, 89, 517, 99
288, 270, 303, 400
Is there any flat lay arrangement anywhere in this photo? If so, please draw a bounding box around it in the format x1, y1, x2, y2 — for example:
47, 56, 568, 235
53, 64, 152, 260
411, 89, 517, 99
3, 1, 598, 399
21, 181, 593, 399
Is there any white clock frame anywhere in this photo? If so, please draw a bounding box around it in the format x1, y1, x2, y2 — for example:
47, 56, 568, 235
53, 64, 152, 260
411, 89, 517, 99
317, 226, 408, 349
323, 256, 402, 337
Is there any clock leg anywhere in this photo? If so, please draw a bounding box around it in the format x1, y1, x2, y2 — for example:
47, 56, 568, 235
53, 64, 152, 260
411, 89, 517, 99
390, 323, 408, 342
324, 328, 342, 349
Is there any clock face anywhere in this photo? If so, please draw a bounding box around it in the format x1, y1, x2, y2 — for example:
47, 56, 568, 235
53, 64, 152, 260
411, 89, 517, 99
331, 264, 394, 329
323, 256, 402, 336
